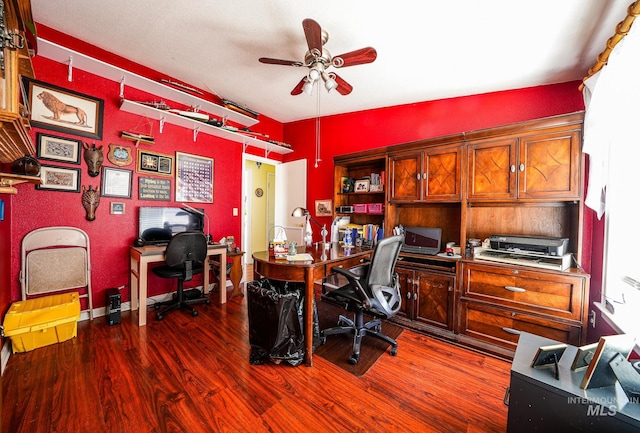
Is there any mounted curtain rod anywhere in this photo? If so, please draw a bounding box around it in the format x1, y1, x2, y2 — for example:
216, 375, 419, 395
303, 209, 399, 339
580, 0, 640, 90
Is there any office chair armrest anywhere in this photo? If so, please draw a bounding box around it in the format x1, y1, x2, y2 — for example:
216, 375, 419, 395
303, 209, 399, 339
332, 265, 370, 305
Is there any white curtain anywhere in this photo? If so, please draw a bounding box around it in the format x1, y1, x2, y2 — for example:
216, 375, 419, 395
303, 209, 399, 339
582, 20, 640, 219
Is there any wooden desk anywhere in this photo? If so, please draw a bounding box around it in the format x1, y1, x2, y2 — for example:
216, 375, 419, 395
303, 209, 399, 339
129, 243, 227, 326
252, 243, 371, 366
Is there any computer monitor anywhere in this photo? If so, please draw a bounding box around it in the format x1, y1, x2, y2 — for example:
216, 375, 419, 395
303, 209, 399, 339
138, 206, 204, 245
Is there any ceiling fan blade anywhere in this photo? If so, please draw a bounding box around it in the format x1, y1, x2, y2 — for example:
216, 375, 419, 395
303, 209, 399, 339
291, 77, 306, 95
333, 74, 353, 95
332, 47, 377, 68
259, 57, 304, 67
302, 18, 323, 53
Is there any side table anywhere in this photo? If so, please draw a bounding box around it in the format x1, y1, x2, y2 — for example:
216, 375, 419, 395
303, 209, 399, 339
227, 250, 245, 299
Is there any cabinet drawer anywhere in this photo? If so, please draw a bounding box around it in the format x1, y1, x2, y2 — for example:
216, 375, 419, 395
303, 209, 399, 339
462, 264, 586, 322
459, 302, 582, 351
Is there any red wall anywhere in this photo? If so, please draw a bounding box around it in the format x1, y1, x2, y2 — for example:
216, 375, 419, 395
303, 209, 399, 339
284, 82, 587, 234
2, 26, 597, 318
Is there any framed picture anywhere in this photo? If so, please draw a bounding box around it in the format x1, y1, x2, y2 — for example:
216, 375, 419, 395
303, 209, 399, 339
570, 342, 599, 371
100, 166, 132, 199
531, 343, 567, 380
315, 199, 333, 216
23, 77, 104, 140
581, 334, 636, 389
137, 149, 174, 176
354, 178, 370, 193
110, 202, 125, 215
139, 177, 171, 201
36, 133, 81, 164
37, 164, 81, 192
175, 152, 214, 203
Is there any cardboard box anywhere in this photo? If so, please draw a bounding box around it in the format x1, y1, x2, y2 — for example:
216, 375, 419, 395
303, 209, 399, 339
3, 292, 81, 353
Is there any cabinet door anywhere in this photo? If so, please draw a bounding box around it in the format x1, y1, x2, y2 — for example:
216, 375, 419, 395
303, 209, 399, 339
414, 270, 455, 330
424, 145, 462, 201
389, 151, 422, 202
518, 130, 581, 199
467, 138, 517, 200
395, 267, 414, 319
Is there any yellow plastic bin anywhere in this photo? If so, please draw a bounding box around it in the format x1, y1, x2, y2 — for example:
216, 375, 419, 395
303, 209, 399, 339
2, 292, 81, 353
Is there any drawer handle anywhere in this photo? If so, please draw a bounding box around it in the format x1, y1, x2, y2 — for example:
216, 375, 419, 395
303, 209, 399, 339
503, 387, 510, 406
502, 327, 521, 335
504, 285, 526, 293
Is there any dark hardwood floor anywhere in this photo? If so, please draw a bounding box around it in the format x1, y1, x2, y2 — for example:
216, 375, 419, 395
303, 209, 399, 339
2, 282, 511, 433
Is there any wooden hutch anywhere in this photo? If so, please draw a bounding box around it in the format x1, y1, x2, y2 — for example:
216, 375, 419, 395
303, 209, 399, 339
333, 111, 590, 359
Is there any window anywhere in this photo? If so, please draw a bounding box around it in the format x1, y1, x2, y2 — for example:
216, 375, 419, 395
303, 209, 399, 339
583, 20, 640, 336
599, 135, 640, 336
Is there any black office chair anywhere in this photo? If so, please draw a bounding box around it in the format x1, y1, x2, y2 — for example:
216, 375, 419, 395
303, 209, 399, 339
152, 231, 210, 320
320, 235, 404, 364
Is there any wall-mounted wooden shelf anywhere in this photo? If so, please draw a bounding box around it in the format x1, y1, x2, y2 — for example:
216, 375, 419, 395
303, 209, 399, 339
120, 100, 292, 155
37, 39, 260, 128
0, 172, 41, 194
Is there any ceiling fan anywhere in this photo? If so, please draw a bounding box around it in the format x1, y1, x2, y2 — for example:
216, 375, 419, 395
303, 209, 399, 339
259, 18, 377, 96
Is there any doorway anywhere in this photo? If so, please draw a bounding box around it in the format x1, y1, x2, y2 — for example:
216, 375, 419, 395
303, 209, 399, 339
242, 155, 307, 265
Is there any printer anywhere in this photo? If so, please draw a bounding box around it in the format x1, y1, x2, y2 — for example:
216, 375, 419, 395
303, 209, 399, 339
489, 234, 569, 256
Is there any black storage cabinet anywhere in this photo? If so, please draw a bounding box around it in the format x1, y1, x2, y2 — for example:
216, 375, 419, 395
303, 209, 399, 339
247, 278, 319, 366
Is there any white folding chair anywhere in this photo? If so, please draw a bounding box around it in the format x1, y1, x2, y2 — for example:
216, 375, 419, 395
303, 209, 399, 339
20, 226, 94, 320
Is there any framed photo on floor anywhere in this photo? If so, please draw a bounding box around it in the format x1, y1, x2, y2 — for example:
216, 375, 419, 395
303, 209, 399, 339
23, 77, 104, 140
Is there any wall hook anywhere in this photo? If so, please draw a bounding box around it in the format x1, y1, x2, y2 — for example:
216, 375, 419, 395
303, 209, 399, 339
67, 56, 73, 82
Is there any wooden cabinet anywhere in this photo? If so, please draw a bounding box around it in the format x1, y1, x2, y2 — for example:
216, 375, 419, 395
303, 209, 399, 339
389, 143, 462, 202
334, 111, 588, 360
467, 126, 582, 201
395, 262, 456, 335
333, 153, 386, 230
0, 0, 36, 165
458, 262, 589, 358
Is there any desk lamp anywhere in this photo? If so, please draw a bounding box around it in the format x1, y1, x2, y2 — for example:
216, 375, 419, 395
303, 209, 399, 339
182, 204, 211, 243
292, 207, 328, 248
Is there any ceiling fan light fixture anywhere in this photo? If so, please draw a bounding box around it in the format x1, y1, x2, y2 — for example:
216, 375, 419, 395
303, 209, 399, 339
302, 79, 314, 95
308, 67, 321, 81
322, 72, 338, 92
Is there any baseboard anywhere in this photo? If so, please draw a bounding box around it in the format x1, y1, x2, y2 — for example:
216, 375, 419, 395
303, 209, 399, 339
1, 339, 11, 375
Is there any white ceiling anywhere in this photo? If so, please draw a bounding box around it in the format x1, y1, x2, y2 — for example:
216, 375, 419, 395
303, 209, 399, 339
31, 0, 631, 123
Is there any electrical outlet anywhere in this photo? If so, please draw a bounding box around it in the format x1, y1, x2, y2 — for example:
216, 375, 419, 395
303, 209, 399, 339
233, 207, 238, 216
588, 310, 596, 328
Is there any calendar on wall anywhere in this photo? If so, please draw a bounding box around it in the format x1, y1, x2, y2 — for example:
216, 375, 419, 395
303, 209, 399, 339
175, 152, 214, 203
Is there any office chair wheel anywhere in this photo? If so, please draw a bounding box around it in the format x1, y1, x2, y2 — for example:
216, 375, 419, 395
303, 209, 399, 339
390, 347, 398, 356
349, 354, 360, 365
154, 303, 161, 310
156, 313, 164, 320
192, 309, 199, 317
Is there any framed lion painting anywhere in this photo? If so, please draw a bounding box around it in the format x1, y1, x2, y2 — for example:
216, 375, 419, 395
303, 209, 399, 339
22, 77, 104, 140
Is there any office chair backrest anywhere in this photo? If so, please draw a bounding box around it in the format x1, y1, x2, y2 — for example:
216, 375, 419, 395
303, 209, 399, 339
164, 231, 207, 281
366, 235, 404, 290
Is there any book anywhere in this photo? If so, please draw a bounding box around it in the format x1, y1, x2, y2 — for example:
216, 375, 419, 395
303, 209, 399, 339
285, 253, 314, 262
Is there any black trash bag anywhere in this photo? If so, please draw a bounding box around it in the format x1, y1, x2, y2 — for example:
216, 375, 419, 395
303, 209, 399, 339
247, 278, 318, 367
